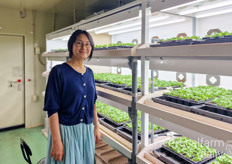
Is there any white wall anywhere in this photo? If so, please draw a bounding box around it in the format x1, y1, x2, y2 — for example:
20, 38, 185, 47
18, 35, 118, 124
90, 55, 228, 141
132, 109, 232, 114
197, 13, 232, 37
0, 7, 70, 128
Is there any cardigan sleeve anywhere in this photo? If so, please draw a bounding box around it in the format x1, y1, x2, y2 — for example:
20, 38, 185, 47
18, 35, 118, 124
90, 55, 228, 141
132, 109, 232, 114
91, 69, 97, 104
43, 66, 62, 117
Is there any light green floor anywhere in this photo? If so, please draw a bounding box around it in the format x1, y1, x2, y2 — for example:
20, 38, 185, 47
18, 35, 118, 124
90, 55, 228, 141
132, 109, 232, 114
0, 126, 47, 164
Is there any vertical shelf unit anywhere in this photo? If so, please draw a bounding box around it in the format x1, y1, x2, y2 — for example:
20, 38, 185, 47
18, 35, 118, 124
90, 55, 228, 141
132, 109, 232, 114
42, 0, 232, 163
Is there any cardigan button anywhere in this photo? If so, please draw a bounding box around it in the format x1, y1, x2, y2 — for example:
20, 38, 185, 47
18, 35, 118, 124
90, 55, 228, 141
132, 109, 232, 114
82, 107, 85, 110
84, 95, 86, 98
83, 83, 86, 86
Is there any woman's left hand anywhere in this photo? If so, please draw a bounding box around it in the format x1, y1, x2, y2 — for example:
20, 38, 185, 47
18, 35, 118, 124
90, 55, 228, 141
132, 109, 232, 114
94, 125, 101, 144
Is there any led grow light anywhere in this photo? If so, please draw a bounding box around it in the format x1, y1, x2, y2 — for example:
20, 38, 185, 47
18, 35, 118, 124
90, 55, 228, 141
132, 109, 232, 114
161, 0, 204, 12
95, 15, 169, 34
108, 18, 186, 35
179, 0, 232, 15
87, 11, 142, 32
195, 8, 232, 18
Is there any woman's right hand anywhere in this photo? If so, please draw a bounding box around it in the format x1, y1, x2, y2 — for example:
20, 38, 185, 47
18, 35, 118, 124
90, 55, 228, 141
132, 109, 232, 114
51, 139, 64, 161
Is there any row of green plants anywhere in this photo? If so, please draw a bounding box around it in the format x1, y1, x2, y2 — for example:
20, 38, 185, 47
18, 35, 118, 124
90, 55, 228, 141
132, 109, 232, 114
94, 73, 183, 89
96, 101, 130, 123
159, 31, 232, 42
96, 101, 164, 132
126, 119, 164, 133
54, 48, 68, 52
165, 137, 217, 162
53, 43, 136, 52
125, 110, 164, 132
159, 35, 201, 42
94, 43, 137, 48
213, 153, 232, 164
166, 86, 232, 109
205, 31, 232, 38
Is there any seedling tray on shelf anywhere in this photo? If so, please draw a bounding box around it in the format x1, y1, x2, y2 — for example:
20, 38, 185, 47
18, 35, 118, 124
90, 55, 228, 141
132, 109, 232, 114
116, 126, 140, 142
97, 112, 105, 119
117, 125, 168, 142
100, 83, 127, 91
99, 116, 129, 132
94, 80, 109, 86
117, 87, 142, 96
153, 145, 219, 164
191, 104, 232, 124
94, 46, 134, 51
200, 37, 232, 44
150, 39, 204, 47
152, 95, 204, 112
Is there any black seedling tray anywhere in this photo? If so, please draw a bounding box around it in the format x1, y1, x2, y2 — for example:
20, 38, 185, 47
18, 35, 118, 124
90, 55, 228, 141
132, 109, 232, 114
99, 116, 129, 132
97, 112, 105, 119
162, 145, 219, 164
200, 37, 232, 44
150, 39, 204, 47
100, 83, 127, 91
95, 46, 134, 51
117, 87, 142, 96
117, 125, 169, 142
95, 79, 109, 85
153, 145, 219, 164
116, 126, 140, 142
191, 104, 232, 124
152, 95, 204, 112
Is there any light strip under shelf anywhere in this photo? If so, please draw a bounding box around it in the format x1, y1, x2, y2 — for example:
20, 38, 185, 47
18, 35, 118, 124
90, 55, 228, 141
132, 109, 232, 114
95, 15, 169, 34
108, 18, 186, 35
87, 11, 142, 32
196, 8, 232, 18
179, 0, 232, 15
161, 0, 204, 12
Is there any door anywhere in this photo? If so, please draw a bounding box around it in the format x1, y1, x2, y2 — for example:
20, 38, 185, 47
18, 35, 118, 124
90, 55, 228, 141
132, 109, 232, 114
0, 35, 24, 129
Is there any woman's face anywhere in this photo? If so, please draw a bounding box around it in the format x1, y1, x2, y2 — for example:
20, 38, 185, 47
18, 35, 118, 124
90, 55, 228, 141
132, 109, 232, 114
72, 33, 92, 60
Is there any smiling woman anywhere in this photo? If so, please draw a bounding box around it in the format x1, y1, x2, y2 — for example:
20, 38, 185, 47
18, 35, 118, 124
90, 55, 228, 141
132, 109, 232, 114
44, 29, 100, 164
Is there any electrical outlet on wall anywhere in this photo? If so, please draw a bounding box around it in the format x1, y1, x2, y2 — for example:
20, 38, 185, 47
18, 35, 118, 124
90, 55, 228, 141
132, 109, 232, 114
32, 94, 38, 102
35, 46, 40, 55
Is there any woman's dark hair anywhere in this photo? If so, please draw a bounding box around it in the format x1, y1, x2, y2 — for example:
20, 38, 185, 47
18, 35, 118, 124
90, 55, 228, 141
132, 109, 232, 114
68, 29, 94, 60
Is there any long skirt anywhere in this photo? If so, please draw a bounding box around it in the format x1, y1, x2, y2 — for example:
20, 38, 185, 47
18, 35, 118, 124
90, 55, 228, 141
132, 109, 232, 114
45, 123, 95, 164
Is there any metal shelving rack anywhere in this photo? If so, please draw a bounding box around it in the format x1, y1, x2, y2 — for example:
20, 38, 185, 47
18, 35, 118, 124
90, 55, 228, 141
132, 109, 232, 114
135, 42, 232, 163
42, 0, 232, 163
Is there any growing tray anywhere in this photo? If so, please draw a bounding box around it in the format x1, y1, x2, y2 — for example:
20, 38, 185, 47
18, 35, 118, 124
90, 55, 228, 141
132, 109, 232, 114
97, 112, 105, 119
153, 145, 220, 164
200, 37, 232, 44
152, 95, 204, 112
99, 116, 129, 132
117, 87, 142, 96
94, 46, 134, 51
150, 39, 204, 47
100, 83, 127, 91
117, 125, 168, 142
191, 104, 232, 124
94, 79, 109, 86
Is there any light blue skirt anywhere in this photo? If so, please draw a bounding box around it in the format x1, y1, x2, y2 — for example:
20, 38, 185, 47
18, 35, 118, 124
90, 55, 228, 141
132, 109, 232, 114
45, 123, 95, 164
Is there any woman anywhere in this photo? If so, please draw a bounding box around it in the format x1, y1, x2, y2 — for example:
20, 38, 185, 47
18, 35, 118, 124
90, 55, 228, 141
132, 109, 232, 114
44, 29, 100, 164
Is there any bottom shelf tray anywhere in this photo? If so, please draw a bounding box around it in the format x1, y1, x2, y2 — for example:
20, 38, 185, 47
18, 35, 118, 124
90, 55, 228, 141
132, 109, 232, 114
153, 145, 221, 164
117, 126, 169, 142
